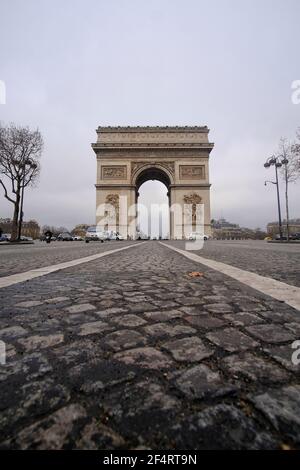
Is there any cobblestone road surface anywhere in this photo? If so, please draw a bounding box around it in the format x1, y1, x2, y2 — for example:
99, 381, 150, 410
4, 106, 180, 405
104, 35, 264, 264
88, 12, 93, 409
0, 241, 299, 449
0, 240, 136, 277
173, 240, 300, 287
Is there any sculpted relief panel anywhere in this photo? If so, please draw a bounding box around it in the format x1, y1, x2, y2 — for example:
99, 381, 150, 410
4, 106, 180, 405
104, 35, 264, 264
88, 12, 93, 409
179, 165, 205, 180
101, 165, 127, 180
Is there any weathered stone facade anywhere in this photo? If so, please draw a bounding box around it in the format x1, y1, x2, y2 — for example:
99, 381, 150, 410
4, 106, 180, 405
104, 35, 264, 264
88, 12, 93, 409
92, 126, 214, 239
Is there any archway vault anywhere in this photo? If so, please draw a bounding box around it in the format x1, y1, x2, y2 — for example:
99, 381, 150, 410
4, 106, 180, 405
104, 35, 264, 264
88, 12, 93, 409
133, 163, 174, 191
92, 126, 214, 239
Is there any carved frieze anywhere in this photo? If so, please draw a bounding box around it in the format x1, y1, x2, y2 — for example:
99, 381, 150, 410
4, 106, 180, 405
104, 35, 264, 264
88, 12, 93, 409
101, 165, 127, 179
179, 165, 205, 179
99, 132, 207, 144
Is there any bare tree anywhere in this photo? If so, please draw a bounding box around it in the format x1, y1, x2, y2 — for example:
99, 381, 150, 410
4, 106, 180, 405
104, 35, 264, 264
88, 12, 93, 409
277, 135, 300, 240
0, 123, 43, 241
291, 127, 300, 174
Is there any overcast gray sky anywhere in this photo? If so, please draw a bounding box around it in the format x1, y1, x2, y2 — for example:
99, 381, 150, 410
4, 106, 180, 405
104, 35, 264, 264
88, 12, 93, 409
0, 0, 299, 232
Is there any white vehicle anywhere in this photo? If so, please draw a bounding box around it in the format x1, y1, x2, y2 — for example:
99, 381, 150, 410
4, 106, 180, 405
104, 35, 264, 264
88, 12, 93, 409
108, 231, 124, 241
72, 235, 83, 241
85, 226, 105, 243
188, 232, 209, 241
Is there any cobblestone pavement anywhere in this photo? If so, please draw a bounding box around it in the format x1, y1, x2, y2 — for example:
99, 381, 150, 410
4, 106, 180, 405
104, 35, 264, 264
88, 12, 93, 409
0, 240, 136, 277
0, 241, 300, 449
173, 240, 300, 287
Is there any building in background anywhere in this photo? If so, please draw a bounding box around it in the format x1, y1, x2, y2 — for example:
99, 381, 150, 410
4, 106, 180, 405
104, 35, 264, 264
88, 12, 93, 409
0, 218, 40, 239
212, 218, 267, 240
267, 219, 300, 237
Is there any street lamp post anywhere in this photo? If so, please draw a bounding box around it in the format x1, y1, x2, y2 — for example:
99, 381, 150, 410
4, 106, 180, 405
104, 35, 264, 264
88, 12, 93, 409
264, 156, 284, 240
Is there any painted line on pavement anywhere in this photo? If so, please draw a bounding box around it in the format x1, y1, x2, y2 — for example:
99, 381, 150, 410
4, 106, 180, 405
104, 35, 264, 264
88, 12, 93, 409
0, 242, 146, 289
161, 242, 300, 311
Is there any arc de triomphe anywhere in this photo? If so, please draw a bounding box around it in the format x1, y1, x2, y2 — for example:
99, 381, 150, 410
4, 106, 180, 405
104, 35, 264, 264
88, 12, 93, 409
92, 126, 213, 239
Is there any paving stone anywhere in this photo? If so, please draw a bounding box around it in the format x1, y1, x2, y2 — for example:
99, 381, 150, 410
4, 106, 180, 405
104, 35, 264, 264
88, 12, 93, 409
68, 359, 136, 392
258, 310, 300, 324
75, 419, 125, 449
206, 328, 259, 352
94, 307, 128, 318
222, 352, 290, 382
44, 297, 70, 304
224, 312, 265, 326
233, 301, 266, 312
203, 295, 229, 303
0, 326, 27, 340
15, 300, 44, 308
245, 324, 295, 343
184, 315, 227, 329
144, 309, 184, 321
78, 320, 111, 337
0, 379, 70, 436
65, 303, 96, 314
103, 381, 179, 440
178, 305, 206, 316
144, 323, 196, 338
52, 340, 103, 366
283, 322, 300, 336
111, 314, 147, 327
104, 330, 146, 352
64, 313, 97, 325
17, 334, 64, 352
204, 303, 234, 314
163, 337, 213, 362
172, 404, 277, 449
264, 344, 300, 372
250, 386, 300, 444
114, 347, 173, 369
6, 404, 86, 449
175, 297, 204, 306
0, 352, 52, 383
174, 364, 235, 399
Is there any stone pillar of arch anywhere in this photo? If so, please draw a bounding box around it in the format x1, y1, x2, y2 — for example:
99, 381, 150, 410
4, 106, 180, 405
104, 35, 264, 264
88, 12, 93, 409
91, 126, 214, 239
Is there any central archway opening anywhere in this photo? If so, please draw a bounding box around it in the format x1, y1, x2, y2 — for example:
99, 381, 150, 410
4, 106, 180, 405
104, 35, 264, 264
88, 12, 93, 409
135, 167, 171, 240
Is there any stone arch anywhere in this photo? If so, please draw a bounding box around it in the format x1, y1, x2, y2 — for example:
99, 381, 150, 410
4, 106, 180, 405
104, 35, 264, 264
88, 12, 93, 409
131, 163, 175, 190
92, 126, 213, 239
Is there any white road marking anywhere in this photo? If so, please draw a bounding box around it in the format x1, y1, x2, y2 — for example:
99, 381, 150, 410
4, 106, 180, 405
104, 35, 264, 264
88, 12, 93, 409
0, 243, 146, 289
161, 242, 300, 311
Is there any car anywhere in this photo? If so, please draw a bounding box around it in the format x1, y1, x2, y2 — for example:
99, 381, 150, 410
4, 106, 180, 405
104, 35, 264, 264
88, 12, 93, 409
72, 235, 83, 241
57, 232, 73, 241
264, 236, 272, 241
290, 233, 300, 240
85, 226, 105, 243
188, 232, 209, 241
20, 236, 33, 241
275, 234, 287, 241
108, 231, 124, 241
0, 233, 10, 242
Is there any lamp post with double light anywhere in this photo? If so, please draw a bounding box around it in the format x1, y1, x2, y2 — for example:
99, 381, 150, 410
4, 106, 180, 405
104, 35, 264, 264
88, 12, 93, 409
264, 156, 284, 240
